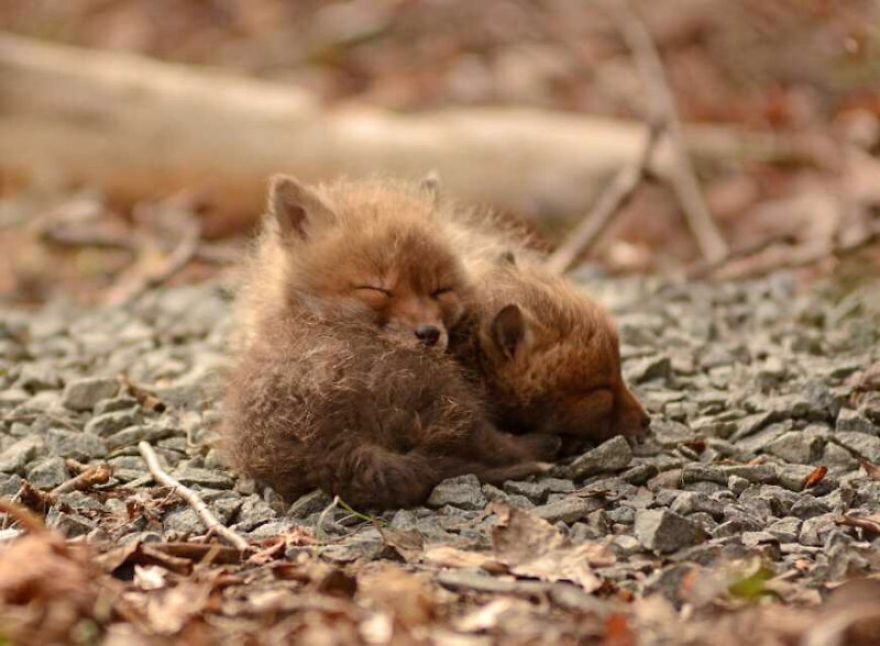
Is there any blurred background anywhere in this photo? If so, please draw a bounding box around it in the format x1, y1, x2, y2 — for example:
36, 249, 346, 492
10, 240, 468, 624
1, 0, 879, 305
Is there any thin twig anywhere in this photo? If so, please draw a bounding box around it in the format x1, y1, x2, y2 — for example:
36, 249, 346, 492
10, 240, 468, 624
686, 233, 798, 280
108, 216, 202, 307
137, 441, 249, 551
51, 464, 113, 495
545, 121, 664, 275
710, 227, 880, 280
605, 0, 728, 263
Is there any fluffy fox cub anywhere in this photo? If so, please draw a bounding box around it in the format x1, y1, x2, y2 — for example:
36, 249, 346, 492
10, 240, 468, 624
451, 259, 650, 449
222, 314, 558, 509
235, 175, 471, 351
222, 176, 558, 509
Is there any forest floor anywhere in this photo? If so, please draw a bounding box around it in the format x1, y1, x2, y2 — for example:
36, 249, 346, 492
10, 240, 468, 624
1, 270, 879, 644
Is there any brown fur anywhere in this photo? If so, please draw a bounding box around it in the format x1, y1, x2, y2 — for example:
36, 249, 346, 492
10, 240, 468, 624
234, 176, 472, 352
451, 260, 650, 450
222, 176, 558, 509
222, 312, 558, 509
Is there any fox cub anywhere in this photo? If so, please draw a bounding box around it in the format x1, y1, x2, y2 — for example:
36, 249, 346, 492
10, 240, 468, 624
221, 176, 558, 509
235, 175, 469, 352
451, 257, 650, 451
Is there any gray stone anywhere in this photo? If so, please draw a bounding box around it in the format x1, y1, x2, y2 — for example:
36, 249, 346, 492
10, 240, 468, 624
288, 490, 334, 518
836, 408, 879, 435
789, 497, 831, 519
503, 479, 550, 504
47, 510, 95, 537
84, 409, 141, 436
427, 475, 486, 510
625, 356, 672, 385
16, 363, 63, 392
566, 436, 633, 480
670, 492, 725, 519
172, 467, 234, 489
164, 507, 206, 536
62, 377, 120, 411
94, 396, 139, 415
765, 430, 825, 464
106, 425, 173, 451
728, 475, 750, 495
235, 495, 277, 531
533, 497, 597, 524
46, 429, 107, 461
26, 457, 70, 489
767, 517, 802, 543
682, 464, 776, 485
799, 513, 838, 547
621, 463, 659, 485
634, 510, 705, 553
0, 436, 45, 474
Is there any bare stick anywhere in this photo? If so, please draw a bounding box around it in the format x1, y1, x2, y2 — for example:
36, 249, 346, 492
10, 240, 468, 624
704, 227, 880, 280
137, 441, 249, 551
51, 463, 113, 495
545, 121, 663, 275
606, 0, 728, 263
107, 216, 202, 307
686, 233, 798, 280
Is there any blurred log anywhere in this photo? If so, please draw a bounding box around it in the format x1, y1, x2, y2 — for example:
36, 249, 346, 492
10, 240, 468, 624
0, 33, 782, 235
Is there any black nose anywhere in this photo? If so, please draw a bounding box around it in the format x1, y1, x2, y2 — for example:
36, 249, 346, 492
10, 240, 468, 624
415, 325, 441, 346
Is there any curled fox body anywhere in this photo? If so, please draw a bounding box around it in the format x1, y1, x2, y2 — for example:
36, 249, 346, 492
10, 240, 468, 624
223, 313, 558, 509
451, 258, 650, 450
221, 176, 557, 509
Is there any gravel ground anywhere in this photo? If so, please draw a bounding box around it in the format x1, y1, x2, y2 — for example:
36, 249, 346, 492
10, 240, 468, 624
2, 272, 880, 640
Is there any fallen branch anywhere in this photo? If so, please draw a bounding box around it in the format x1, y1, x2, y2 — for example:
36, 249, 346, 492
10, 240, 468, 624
51, 464, 113, 495
605, 0, 728, 263
685, 233, 798, 280
545, 121, 663, 275
710, 227, 880, 280
107, 215, 202, 307
137, 441, 249, 551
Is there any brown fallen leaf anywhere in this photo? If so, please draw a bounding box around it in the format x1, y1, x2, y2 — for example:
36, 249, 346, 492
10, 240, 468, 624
604, 613, 637, 646
805, 579, 880, 646
422, 545, 507, 573
838, 514, 880, 535
376, 525, 424, 562
143, 581, 211, 635
802, 465, 828, 490
861, 459, 880, 481
359, 564, 437, 628
0, 498, 98, 642
491, 504, 614, 592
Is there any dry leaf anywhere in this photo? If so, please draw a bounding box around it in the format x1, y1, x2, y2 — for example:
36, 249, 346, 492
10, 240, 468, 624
491, 504, 613, 592
803, 466, 828, 490
422, 545, 505, 572
861, 460, 880, 481
144, 581, 211, 635
376, 526, 424, 562
134, 564, 169, 591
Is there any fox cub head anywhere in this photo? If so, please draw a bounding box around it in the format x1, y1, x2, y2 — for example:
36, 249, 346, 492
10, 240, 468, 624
471, 262, 650, 442
268, 175, 468, 350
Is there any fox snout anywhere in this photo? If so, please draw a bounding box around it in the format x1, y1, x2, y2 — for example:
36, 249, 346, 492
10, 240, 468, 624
415, 324, 442, 347
613, 386, 650, 438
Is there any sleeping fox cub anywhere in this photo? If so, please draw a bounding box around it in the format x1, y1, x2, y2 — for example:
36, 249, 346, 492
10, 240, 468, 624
221, 176, 558, 509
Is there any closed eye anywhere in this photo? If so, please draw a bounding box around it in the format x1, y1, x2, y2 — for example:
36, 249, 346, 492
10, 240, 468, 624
353, 285, 392, 297
431, 287, 454, 298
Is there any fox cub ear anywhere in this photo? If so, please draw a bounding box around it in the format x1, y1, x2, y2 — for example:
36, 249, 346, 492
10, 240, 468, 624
492, 304, 528, 360
268, 175, 335, 241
